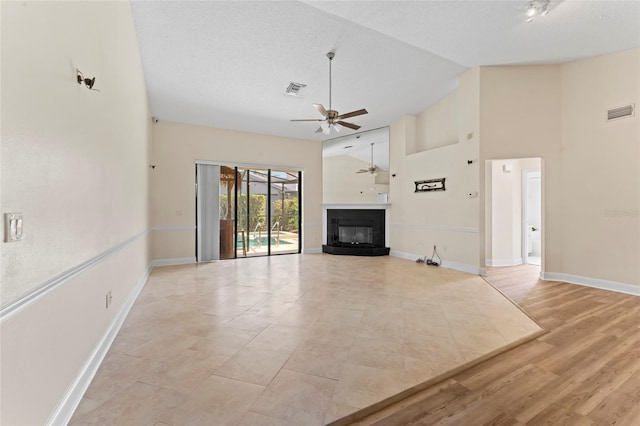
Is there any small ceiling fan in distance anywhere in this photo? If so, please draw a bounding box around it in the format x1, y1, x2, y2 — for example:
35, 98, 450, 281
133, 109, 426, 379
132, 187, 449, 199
291, 52, 368, 135
357, 143, 378, 175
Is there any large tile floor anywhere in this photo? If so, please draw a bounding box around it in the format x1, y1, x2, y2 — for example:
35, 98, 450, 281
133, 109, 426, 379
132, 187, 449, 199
70, 254, 542, 425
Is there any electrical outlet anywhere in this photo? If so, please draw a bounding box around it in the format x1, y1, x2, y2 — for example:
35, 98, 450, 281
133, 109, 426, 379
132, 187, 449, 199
105, 291, 113, 309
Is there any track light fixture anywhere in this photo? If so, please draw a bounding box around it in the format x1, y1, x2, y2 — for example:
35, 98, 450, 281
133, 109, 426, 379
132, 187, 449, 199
526, 0, 549, 22
76, 69, 98, 91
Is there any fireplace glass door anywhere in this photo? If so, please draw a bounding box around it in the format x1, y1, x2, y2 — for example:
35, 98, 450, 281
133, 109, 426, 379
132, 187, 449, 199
338, 225, 373, 246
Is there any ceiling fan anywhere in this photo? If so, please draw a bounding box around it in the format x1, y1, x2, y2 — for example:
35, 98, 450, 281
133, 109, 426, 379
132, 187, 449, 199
357, 143, 378, 175
291, 51, 368, 135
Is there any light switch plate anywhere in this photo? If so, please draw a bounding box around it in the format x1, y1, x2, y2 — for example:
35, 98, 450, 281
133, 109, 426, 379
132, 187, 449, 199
5, 213, 24, 242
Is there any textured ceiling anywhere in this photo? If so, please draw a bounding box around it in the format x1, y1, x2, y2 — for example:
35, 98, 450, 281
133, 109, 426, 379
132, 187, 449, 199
130, 0, 640, 143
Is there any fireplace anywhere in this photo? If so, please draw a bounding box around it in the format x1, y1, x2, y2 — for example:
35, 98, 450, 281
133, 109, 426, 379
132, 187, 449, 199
323, 208, 390, 256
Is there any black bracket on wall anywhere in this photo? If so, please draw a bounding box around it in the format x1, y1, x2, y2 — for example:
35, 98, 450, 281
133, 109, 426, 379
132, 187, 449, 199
415, 178, 446, 193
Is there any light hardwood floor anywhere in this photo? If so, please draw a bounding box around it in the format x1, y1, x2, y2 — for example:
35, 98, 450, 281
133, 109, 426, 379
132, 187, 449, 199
69, 255, 542, 425
348, 265, 640, 426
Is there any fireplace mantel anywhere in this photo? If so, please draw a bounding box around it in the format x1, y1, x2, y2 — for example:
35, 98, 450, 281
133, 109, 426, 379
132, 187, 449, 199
322, 203, 391, 210
322, 204, 390, 255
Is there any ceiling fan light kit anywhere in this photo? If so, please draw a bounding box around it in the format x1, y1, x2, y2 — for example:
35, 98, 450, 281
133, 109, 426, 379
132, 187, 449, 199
291, 51, 368, 135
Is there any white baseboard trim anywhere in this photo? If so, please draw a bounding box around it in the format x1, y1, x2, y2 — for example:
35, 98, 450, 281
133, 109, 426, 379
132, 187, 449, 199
303, 247, 322, 254
540, 272, 639, 296
390, 250, 483, 275
46, 263, 153, 426
390, 250, 420, 262
487, 258, 524, 267
151, 257, 197, 267
441, 260, 484, 275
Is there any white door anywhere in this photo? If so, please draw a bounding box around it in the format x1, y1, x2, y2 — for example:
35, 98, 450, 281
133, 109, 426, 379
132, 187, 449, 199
523, 171, 541, 265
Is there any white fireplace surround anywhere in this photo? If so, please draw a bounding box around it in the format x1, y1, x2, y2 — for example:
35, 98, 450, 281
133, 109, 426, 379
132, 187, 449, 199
321, 204, 391, 247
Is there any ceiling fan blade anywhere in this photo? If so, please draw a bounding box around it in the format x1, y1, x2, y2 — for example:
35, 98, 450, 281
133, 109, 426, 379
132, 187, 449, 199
337, 120, 361, 130
356, 170, 368, 173
315, 126, 324, 133
337, 108, 368, 120
291, 119, 324, 122
314, 103, 329, 118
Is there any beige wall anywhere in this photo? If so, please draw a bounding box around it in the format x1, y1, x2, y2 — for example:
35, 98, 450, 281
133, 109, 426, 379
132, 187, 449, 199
479, 50, 639, 287
150, 121, 322, 260
1, 1, 150, 424
414, 91, 458, 153
393, 50, 639, 287
323, 155, 388, 204
560, 49, 640, 285
389, 68, 481, 271
479, 65, 563, 272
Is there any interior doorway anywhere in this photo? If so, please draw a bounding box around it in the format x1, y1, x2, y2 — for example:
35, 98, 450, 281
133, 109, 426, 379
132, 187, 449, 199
485, 158, 543, 269
523, 170, 542, 265
196, 163, 301, 261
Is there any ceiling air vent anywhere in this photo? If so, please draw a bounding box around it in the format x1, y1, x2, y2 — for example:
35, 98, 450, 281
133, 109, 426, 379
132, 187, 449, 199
285, 82, 306, 97
607, 104, 634, 121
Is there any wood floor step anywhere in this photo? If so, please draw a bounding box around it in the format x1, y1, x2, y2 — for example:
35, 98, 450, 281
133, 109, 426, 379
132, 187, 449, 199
353, 265, 640, 426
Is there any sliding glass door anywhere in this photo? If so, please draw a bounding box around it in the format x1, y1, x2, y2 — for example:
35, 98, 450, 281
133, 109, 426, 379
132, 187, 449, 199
236, 168, 300, 257
197, 163, 301, 261
269, 169, 300, 255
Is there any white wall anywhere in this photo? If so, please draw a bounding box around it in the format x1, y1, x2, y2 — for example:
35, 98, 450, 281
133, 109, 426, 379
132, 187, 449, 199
150, 121, 322, 261
0, 2, 150, 424
389, 68, 481, 273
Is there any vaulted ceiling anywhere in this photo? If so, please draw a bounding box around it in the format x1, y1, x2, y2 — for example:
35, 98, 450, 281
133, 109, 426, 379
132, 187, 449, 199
131, 1, 640, 142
